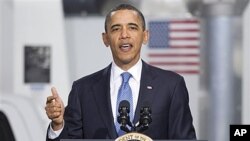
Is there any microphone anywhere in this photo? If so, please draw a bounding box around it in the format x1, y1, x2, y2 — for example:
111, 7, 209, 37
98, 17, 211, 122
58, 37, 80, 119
117, 100, 132, 133
137, 102, 152, 132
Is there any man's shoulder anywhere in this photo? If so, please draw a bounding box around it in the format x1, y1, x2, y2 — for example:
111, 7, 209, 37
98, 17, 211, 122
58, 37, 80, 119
145, 62, 183, 79
145, 64, 187, 90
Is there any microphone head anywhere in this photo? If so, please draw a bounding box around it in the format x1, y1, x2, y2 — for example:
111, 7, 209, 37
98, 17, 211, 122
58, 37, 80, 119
136, 101, 152, 133
117, 100, 131, 127
119, 100, 130, 109
118, 100, 130, 113
140, 101, 151, 114
140, 101, 152, 124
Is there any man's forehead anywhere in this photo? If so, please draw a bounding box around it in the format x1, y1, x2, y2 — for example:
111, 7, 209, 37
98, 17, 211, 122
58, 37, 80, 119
106, 9, 144, 31
110, 9, 138, 17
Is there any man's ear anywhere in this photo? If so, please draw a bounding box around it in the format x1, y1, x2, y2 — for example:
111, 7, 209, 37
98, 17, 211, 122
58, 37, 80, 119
142, 30, 149, 45
102, 32, 110, 47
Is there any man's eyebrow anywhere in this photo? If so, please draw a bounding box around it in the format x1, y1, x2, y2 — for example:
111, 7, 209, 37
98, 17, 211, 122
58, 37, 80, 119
110, 23, 140, 29
128, 23, 139, 28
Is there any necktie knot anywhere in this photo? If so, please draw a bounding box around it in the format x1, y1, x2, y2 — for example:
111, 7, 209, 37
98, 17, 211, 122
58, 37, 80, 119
121, 72, 132, 84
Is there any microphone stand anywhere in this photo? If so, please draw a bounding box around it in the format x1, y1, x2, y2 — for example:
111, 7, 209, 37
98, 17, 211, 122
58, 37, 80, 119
118, 106, 152, 134
136, 107, 152, 133
117, 106, 130, 133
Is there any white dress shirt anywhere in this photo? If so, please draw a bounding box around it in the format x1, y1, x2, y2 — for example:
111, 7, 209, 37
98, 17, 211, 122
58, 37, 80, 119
48, 59, 142, 139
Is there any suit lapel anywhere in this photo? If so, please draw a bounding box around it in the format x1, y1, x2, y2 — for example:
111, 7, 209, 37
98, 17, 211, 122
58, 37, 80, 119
133, 62, 157, 124
92, 64, 117, 138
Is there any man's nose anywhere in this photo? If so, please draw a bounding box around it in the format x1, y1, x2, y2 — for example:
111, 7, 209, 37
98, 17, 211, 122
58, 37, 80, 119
120, 28, 130, 39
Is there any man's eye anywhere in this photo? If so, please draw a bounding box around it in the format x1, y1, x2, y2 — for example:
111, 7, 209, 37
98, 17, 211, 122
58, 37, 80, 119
111, 28, 119, 32
130, 26, 138, 30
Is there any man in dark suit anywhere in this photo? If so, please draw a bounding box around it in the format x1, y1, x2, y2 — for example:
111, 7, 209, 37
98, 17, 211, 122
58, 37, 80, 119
45, 4, 196, 141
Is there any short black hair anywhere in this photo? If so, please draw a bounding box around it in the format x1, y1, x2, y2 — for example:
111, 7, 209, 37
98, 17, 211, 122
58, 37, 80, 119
104, 4, 146, 32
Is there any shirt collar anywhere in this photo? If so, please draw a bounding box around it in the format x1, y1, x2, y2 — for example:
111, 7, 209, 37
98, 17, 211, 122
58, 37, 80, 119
111, 59, 142, 83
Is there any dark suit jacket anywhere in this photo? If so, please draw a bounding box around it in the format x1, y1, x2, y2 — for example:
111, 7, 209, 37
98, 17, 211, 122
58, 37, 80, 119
47, 61, 196, 140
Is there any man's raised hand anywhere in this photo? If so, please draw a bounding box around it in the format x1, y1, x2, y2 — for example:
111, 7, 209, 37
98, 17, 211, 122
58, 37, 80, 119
45, 87, 65, 131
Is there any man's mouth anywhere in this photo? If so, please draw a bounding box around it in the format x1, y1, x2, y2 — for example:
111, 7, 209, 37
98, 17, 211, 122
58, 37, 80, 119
120, 43, 132, 51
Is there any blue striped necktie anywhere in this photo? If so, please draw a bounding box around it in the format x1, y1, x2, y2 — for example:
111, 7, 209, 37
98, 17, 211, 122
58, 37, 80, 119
115, 72, 133, 136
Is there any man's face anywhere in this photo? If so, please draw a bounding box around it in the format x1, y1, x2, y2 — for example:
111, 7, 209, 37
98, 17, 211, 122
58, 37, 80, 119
102, 9, 149, 70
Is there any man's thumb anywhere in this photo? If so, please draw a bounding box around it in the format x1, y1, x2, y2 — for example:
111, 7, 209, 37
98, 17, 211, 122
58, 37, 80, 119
51, 87, 61, 102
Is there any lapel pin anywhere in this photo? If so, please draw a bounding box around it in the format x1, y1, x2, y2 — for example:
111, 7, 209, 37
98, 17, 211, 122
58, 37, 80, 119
147, 86, 153, 89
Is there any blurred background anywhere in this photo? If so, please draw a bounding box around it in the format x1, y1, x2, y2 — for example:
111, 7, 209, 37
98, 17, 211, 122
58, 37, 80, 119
0, 0, 249, 141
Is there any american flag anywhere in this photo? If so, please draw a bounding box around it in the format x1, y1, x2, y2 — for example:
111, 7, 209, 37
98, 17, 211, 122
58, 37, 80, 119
147, 19, 200, 75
